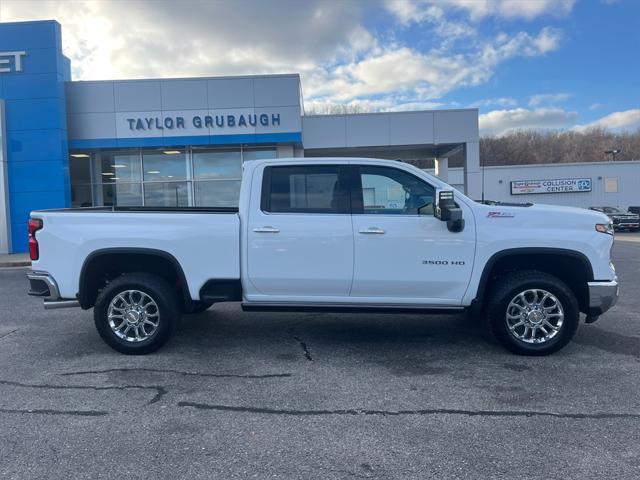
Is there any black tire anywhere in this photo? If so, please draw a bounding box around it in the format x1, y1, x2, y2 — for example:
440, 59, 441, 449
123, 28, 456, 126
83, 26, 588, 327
486, 270, 579, 356
94, 273, 180, 355
185, 301, 214, 314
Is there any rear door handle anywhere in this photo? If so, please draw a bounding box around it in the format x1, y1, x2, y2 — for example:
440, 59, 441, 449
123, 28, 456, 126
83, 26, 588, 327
253, 226, 280, 233
358, 227, 385, 234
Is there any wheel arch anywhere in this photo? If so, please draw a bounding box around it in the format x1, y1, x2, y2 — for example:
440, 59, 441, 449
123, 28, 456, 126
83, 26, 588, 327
77, 248, 191, 310
474, 247, 594, 314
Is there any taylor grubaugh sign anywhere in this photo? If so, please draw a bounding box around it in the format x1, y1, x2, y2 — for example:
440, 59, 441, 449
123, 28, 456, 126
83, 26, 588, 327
510, 178, 592, 195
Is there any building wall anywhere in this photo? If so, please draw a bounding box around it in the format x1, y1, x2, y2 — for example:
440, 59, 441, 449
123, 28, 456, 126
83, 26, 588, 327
301, 110, 477, 149
0, 20, 71, 253
66, 74, 303, 149
438, 161, 640, 208
0, 100, 10, 252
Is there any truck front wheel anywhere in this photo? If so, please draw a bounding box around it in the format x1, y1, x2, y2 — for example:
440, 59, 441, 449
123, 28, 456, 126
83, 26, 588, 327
486, 271, 580, 356
94, 273, 180, 355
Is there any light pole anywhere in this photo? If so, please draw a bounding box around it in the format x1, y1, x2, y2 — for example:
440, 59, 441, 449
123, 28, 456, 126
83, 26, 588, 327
605, 149, 621, 161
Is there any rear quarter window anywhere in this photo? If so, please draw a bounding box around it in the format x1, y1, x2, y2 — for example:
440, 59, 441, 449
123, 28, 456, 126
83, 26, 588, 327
261, 165, 350, 214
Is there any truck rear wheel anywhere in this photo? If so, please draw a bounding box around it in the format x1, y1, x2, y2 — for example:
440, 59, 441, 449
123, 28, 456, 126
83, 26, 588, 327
94, 273, 180, 355
486, 271, 579, 356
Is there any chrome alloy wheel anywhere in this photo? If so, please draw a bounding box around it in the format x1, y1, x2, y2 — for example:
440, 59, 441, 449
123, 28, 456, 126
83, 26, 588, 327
505, 289, 564, 344
107, 290, 160, 342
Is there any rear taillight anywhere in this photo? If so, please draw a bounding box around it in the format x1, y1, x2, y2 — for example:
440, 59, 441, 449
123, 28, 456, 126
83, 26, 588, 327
28, 218, 43, 261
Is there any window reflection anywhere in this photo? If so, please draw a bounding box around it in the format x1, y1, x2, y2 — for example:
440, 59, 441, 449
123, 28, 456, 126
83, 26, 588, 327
194, 180, 242, 207
243, 149, 276, 161
96, 151, 141, 183
144, 182, 190, 207
69, 147, 278, 208
143, 150, 188, 182
193, 150, 242, 180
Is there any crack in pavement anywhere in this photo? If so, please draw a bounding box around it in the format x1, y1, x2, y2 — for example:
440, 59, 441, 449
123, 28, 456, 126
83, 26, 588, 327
0, 328, 19, 340
0, 379, 167, 405
292, 336, 313, 361
0, 408, 108, 417
59, 368, 292, 379
177, 401, 640, 420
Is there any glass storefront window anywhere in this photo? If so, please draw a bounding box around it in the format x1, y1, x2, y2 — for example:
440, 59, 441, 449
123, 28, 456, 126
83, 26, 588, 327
242, 149, 276, 161
71, 184, 93, 208
194, 180, 242, 207
69, 156, 91, 184
143, 150, 189, 182
69, 146, 283, 208
94, 183, 143, 207
95, 151, 141, 184
193, 149, 242, 180
144, 182, 190, 207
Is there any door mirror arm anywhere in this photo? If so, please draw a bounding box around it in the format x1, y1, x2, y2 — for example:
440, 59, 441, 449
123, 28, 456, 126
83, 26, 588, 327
417, 202, 434, 216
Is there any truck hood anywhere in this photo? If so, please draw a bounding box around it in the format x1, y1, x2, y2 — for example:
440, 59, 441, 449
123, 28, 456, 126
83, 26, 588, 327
478, 202, 610, 226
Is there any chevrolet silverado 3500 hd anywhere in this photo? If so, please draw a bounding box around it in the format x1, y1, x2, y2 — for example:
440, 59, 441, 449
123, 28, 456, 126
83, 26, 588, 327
27, 158, 619, 355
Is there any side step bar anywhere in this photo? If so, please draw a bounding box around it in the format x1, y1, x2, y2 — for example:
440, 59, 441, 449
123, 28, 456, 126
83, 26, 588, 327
241, 303, 465, 315
44, 299, 81, 310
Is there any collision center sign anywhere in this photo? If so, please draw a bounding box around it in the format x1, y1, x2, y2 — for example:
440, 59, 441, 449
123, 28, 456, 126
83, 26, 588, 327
510, 178, 592, 195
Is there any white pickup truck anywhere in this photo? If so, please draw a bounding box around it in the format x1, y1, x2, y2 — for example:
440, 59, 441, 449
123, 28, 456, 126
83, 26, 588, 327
27, 157, 619, 356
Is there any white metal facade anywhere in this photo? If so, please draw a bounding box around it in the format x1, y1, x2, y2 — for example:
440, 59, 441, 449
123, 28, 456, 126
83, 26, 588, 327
435, 161, 640, 209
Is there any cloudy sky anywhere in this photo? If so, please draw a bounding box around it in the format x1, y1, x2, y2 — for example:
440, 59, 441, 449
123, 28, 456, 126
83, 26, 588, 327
1, 0, 638, 135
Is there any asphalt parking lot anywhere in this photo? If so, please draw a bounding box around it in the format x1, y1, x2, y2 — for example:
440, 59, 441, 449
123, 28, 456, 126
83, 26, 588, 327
1, 234, 639, 479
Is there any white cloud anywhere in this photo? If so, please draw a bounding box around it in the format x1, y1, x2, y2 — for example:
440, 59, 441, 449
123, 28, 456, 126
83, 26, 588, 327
480, 107, 578, 135
309, 27, 561, 105
385, 0, 576, 23
1, 0, 373, 81
384, 0, 444, 24
1, 1, 564, 114
470, 97, 518, 108
528, 92, 571, 106
573, 109, 640, 132
589, 103, 604, 110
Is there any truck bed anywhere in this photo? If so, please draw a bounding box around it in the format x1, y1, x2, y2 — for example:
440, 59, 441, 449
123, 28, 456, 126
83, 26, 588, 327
36, 206, 239, 214
30, 208, 241, 300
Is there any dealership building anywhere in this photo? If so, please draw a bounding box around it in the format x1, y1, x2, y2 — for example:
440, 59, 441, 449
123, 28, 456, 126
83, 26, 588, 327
1, 20, 638, 254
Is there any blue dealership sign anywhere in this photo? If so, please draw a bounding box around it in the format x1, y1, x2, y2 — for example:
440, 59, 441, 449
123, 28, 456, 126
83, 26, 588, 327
0, 20, 71, 253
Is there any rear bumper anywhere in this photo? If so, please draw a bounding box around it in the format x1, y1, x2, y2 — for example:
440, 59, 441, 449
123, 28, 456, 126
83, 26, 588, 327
587, 278, 619, 316
27, 270, 80, 309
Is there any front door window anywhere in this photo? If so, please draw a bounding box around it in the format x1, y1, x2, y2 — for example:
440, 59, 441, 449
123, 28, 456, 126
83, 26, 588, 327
358, 166, 435, 215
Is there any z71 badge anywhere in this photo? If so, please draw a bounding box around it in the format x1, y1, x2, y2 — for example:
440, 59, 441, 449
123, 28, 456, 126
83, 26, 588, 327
487, 211, 515, 218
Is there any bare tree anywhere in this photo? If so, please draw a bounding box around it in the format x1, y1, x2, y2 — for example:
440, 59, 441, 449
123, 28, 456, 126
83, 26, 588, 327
481, 128, 640, 165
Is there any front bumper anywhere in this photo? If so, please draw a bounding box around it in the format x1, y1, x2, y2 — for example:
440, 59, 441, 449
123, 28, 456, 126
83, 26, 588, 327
613, 223, 639, 230
27, 270, 80, 309
587, 277, 619, 316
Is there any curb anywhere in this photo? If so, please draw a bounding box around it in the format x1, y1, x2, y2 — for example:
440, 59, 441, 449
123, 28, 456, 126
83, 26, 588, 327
0, 262, 31, 268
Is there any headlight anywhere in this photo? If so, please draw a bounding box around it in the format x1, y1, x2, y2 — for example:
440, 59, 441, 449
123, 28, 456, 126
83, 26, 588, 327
596, 223, 614, 235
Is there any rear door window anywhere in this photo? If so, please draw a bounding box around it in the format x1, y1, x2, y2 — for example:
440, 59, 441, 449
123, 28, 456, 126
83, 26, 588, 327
261, 165, 350, 214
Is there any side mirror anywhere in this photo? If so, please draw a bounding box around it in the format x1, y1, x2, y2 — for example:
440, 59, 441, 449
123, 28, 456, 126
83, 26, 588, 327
435, 190, 464, 233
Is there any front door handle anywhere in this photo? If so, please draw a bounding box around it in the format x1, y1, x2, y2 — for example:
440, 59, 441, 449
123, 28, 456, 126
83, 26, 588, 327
359, 227, 385, 234
253, 226, 280, 233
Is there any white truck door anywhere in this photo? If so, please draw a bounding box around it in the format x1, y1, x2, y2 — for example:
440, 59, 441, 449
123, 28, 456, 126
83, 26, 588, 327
350, 165, 475, 305
246, 164, 354, 298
